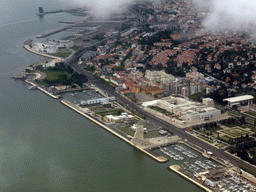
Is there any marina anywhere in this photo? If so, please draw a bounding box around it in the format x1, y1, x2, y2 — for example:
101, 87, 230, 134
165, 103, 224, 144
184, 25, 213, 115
159, 146, 184, 161
0, 2, 207, 191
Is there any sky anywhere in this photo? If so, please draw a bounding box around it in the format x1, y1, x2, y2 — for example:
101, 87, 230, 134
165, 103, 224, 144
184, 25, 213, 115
192, 0, 256, 32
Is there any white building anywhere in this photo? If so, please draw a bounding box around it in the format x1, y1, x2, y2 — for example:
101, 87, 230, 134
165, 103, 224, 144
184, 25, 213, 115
32, 40, 74, 54
80, 97, 115, 105
145, 70, 175, 84
104, 113, 134, 123
202, 98, 214, 107
143, 96, 221, 122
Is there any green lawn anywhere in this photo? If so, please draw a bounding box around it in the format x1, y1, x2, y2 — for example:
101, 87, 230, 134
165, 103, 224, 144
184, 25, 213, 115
149, 106, 168, 114
44, 71, 70, 81
52, 51, 72, 58
97, 109, 125, 117
71, 45, 80, 50
221, 128, 251, 138
228, 111, 241, 117
197, 135, 214, 144
245, 111, 256, 117
207, 126, 222, 133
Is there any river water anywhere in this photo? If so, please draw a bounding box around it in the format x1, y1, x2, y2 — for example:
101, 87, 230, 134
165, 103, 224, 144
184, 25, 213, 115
0, 1, 204, 191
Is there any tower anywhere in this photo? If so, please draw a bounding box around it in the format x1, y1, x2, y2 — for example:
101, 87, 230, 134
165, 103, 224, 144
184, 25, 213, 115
38, 7, 44, 14
133, 124, 144, 141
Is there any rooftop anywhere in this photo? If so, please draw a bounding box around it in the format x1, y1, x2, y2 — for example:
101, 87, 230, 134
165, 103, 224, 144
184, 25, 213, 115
223, 95, 254, 103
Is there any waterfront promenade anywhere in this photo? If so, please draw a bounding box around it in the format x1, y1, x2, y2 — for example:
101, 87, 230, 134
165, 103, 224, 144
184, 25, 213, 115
60, 100, 169, 163
23, 44, 63, 59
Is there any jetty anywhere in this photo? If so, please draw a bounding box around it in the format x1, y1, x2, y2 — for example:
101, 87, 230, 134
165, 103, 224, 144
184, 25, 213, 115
36, 25, 73, 38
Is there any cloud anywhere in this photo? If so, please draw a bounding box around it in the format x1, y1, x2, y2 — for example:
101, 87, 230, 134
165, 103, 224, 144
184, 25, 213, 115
192, 0, 256, 32
69, 0, 134, 18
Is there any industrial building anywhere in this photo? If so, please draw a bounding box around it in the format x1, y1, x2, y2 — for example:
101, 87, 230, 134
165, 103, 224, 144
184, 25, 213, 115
80, 97, 115, 105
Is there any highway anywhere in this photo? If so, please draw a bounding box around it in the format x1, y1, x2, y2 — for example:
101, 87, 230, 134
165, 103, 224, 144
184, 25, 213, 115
65, 52, 256, 173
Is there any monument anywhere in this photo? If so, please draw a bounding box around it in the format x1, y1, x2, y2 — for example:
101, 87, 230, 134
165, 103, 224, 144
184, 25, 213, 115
131, 124, 149, 146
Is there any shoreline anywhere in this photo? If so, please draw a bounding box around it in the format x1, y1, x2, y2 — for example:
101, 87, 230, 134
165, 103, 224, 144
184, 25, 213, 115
169, 165, 213, 192
25, 80, 60, 99
60, 99, 168, 163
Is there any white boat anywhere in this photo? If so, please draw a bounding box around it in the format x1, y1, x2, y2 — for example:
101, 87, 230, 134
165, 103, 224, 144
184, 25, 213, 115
28, 85, 37, 90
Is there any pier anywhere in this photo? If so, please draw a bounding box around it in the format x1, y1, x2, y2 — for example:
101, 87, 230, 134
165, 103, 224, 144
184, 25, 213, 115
36, 25, 73, 38
36, 7, 85, 17
13, 69, 26, 79
25, 80, 60, 99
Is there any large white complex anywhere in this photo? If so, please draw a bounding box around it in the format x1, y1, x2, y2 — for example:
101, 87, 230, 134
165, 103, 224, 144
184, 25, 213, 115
32, 40, 74, 53
145, 70, 176, 84
143, 96, 221, 122
80, 97, 115, 105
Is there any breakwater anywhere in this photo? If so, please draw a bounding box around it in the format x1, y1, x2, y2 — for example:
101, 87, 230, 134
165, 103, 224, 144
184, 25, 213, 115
60, 100, 168, 163
36, 25, 73, 38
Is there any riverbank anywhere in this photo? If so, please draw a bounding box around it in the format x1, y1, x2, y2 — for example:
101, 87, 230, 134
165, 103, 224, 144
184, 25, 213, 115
60, 99, 168, 163
169, 165, 213, 192
23, 44, 63, 60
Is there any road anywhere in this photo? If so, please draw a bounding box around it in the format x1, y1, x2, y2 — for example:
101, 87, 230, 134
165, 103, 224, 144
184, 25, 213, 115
64, 61, 256, 173
63, 38, 256, 174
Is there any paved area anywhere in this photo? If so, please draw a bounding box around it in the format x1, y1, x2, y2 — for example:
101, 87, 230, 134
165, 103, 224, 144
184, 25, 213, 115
135, 93, 155, 103
33, 72, 47, 80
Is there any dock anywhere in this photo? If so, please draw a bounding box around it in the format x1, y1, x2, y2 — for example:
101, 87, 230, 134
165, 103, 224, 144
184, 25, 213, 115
169, 165, 213, 192
25, 80, 60, 99
60, 100, 168, 163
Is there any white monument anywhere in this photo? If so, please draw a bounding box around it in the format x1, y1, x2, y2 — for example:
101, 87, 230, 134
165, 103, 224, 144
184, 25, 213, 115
133, 124, 144, 141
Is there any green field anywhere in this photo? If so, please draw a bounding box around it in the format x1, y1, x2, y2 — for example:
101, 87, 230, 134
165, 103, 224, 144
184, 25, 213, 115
197, 135, 214, 144
44, 71, 71, 81
221, 127, 251, 138
149, 106, 168, 114
52, 50, 72, 58
97, 109, 125, 117
71, 45, 80, 50
207, 126, 222, 133
245, 111, 256, 117
228, 111, 241, 117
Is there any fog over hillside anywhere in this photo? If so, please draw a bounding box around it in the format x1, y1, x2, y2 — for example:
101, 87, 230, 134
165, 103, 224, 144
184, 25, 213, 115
68, 0, 135, 18
192, 0, 256, 32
